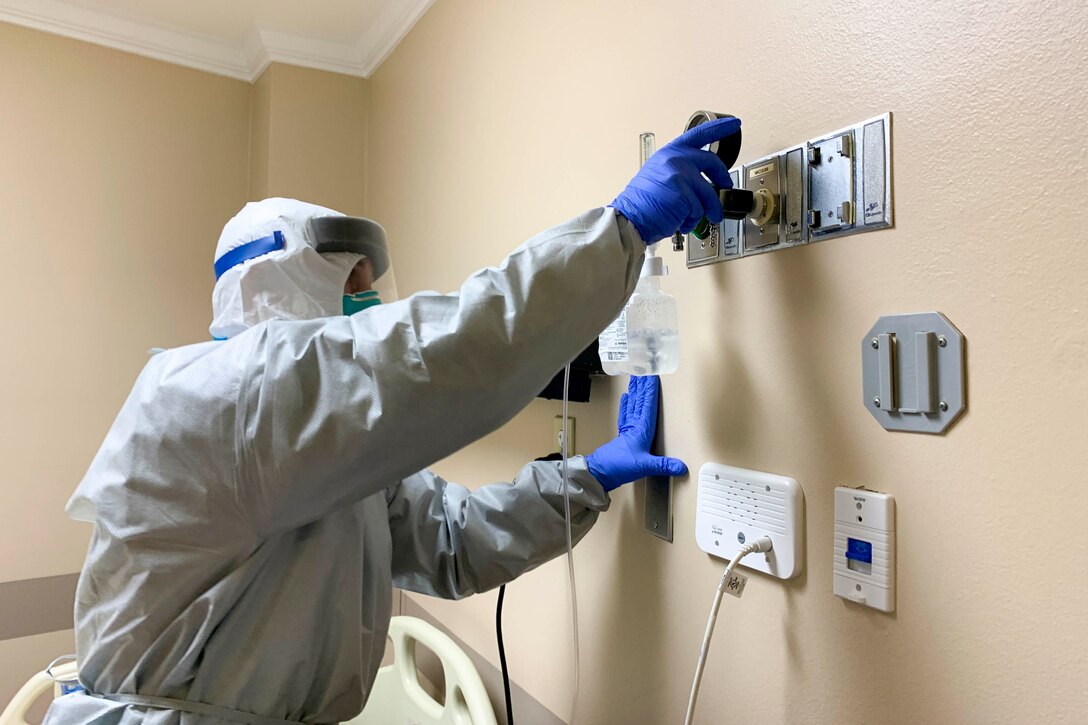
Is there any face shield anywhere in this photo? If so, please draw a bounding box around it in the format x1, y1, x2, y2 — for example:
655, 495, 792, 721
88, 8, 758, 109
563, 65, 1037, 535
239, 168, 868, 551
209, 198, 399, 340
308, 215, 400, 317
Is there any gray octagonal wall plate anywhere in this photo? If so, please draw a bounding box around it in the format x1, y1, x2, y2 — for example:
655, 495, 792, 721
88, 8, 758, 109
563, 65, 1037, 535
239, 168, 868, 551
862, 312, 966, 434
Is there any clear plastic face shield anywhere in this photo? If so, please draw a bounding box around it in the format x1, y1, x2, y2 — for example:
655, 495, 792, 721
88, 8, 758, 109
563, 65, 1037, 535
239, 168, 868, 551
307, 215, 399, 315
209, 200, 400, 339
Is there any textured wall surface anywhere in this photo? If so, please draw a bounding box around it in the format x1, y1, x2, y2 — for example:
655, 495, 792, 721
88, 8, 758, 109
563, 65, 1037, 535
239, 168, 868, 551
0, 22, 251, 582
368, 0, 1088, 722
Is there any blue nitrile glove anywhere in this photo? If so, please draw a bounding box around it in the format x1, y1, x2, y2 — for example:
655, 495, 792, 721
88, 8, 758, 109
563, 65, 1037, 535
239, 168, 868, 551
586, 376, 688, 491
609, 117, 742, 243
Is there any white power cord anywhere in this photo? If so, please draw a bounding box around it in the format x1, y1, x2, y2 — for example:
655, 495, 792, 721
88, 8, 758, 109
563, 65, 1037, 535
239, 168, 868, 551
683, 536, 774, 725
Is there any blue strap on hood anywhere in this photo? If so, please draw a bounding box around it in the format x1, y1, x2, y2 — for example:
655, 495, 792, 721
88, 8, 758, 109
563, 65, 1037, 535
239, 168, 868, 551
213, 230, 285, 280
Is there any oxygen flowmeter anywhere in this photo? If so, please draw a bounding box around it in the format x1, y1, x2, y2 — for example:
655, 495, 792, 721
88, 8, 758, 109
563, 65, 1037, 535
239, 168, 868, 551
677, 110, 752, 252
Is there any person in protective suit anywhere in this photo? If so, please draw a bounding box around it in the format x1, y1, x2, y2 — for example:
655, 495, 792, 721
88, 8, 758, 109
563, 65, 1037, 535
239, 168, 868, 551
45, 117, 740, 724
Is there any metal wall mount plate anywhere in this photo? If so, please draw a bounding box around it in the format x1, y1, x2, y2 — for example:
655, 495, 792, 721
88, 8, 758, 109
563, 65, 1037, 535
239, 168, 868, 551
644, 474, 672, 542
686, 170, 741, 268
685, 112, 893, 269
862, 312, 966, 434
645, 386, 674, 541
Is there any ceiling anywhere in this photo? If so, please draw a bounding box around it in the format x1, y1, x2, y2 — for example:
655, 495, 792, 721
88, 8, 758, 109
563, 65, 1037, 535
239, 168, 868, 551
0, 0, 436, 80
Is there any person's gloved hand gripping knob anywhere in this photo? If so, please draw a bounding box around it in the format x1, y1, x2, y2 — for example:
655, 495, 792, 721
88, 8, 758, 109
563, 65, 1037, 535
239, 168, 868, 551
610, 116, 742, 243
586, 376, 688, 491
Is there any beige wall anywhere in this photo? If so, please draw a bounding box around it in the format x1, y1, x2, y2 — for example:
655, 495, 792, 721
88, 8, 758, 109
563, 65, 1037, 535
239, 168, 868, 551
0, 22, 251, 580
0, 23, 372, 705
368, 1, 1088, 723
249, 63, 370, 216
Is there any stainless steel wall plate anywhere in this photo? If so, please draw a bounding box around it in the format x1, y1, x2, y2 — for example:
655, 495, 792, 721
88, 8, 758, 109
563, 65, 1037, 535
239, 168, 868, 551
862, 312, 966, 434
684, 113, 893, 269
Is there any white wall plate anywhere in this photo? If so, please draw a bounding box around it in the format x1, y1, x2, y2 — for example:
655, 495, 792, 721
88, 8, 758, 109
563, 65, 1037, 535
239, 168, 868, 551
695, 463, 805, 579
833, 486, 896, 612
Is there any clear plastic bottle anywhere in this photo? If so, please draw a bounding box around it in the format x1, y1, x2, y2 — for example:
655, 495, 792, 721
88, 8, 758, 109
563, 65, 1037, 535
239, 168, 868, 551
599, 249, 679, 376
624, 255, 679, 375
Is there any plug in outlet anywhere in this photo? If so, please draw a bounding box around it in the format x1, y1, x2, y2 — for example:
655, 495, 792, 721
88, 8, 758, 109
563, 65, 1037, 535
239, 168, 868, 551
553, 415, 575, 454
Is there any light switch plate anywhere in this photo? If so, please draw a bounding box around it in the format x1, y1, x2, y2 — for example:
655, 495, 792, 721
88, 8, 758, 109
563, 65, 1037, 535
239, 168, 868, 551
695, 463, 805, 579
834, 486, 895, 612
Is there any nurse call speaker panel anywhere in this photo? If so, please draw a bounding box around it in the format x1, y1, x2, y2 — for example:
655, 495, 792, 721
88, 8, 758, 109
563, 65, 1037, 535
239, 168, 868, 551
695, 463, 804, 579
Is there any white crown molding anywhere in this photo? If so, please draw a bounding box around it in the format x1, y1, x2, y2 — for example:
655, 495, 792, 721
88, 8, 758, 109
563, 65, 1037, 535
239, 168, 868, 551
0, 0, 252, 80
357, 0, 437, 78
259, 28, 368, 79
0, 0, 436, 82
241, 27, 271, 81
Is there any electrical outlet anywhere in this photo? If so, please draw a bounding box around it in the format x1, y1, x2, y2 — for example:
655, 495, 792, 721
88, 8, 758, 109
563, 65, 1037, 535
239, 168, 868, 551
553, 415, 575, 454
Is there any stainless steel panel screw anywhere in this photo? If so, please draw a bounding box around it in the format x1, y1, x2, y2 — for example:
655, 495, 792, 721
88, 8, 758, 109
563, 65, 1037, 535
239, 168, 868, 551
874, 397, 881, 408
938, 336, 948, 347
939, 401, 949, 412
871, 338, 879, 349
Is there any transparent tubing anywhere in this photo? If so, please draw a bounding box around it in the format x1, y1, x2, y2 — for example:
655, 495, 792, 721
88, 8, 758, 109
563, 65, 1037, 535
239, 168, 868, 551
560, 364, 580, 725
563, 132, 653, 718
640, 131, 660, 263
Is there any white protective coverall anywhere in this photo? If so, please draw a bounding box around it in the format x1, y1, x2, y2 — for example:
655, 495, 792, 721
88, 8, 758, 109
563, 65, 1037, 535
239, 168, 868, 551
44, 198, 645, 724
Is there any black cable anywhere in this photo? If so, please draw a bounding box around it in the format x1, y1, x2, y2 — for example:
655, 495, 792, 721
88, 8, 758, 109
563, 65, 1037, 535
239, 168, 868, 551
496, 584, 514, 725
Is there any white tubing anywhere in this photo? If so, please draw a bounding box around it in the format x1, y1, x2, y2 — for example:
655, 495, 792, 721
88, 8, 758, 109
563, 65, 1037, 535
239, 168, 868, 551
559, 364, 580, 725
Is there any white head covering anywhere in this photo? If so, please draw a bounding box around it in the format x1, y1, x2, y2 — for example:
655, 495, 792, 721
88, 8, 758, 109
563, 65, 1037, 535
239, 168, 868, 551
210, 198, 395, 340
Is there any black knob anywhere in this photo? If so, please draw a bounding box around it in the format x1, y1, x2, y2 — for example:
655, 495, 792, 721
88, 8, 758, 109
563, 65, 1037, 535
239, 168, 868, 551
685, 111, 742, 171
720, 188, 755, 221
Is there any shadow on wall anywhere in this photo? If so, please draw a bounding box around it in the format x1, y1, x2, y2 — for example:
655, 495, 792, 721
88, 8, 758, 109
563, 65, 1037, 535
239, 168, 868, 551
700, 243, 882, 704
582, 489, 675, 724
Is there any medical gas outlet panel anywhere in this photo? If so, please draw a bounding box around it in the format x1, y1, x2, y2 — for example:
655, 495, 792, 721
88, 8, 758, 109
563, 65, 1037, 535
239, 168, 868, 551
687, 113, 893, 268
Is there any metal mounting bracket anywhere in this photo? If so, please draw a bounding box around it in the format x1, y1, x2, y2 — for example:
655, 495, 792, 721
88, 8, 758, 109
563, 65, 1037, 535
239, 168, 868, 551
862, 312, 966, 434
644, 387, 673, 541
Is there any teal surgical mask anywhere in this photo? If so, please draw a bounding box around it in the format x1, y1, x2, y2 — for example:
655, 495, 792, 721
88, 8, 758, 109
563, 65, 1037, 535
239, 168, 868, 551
343, 290, 382, 315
